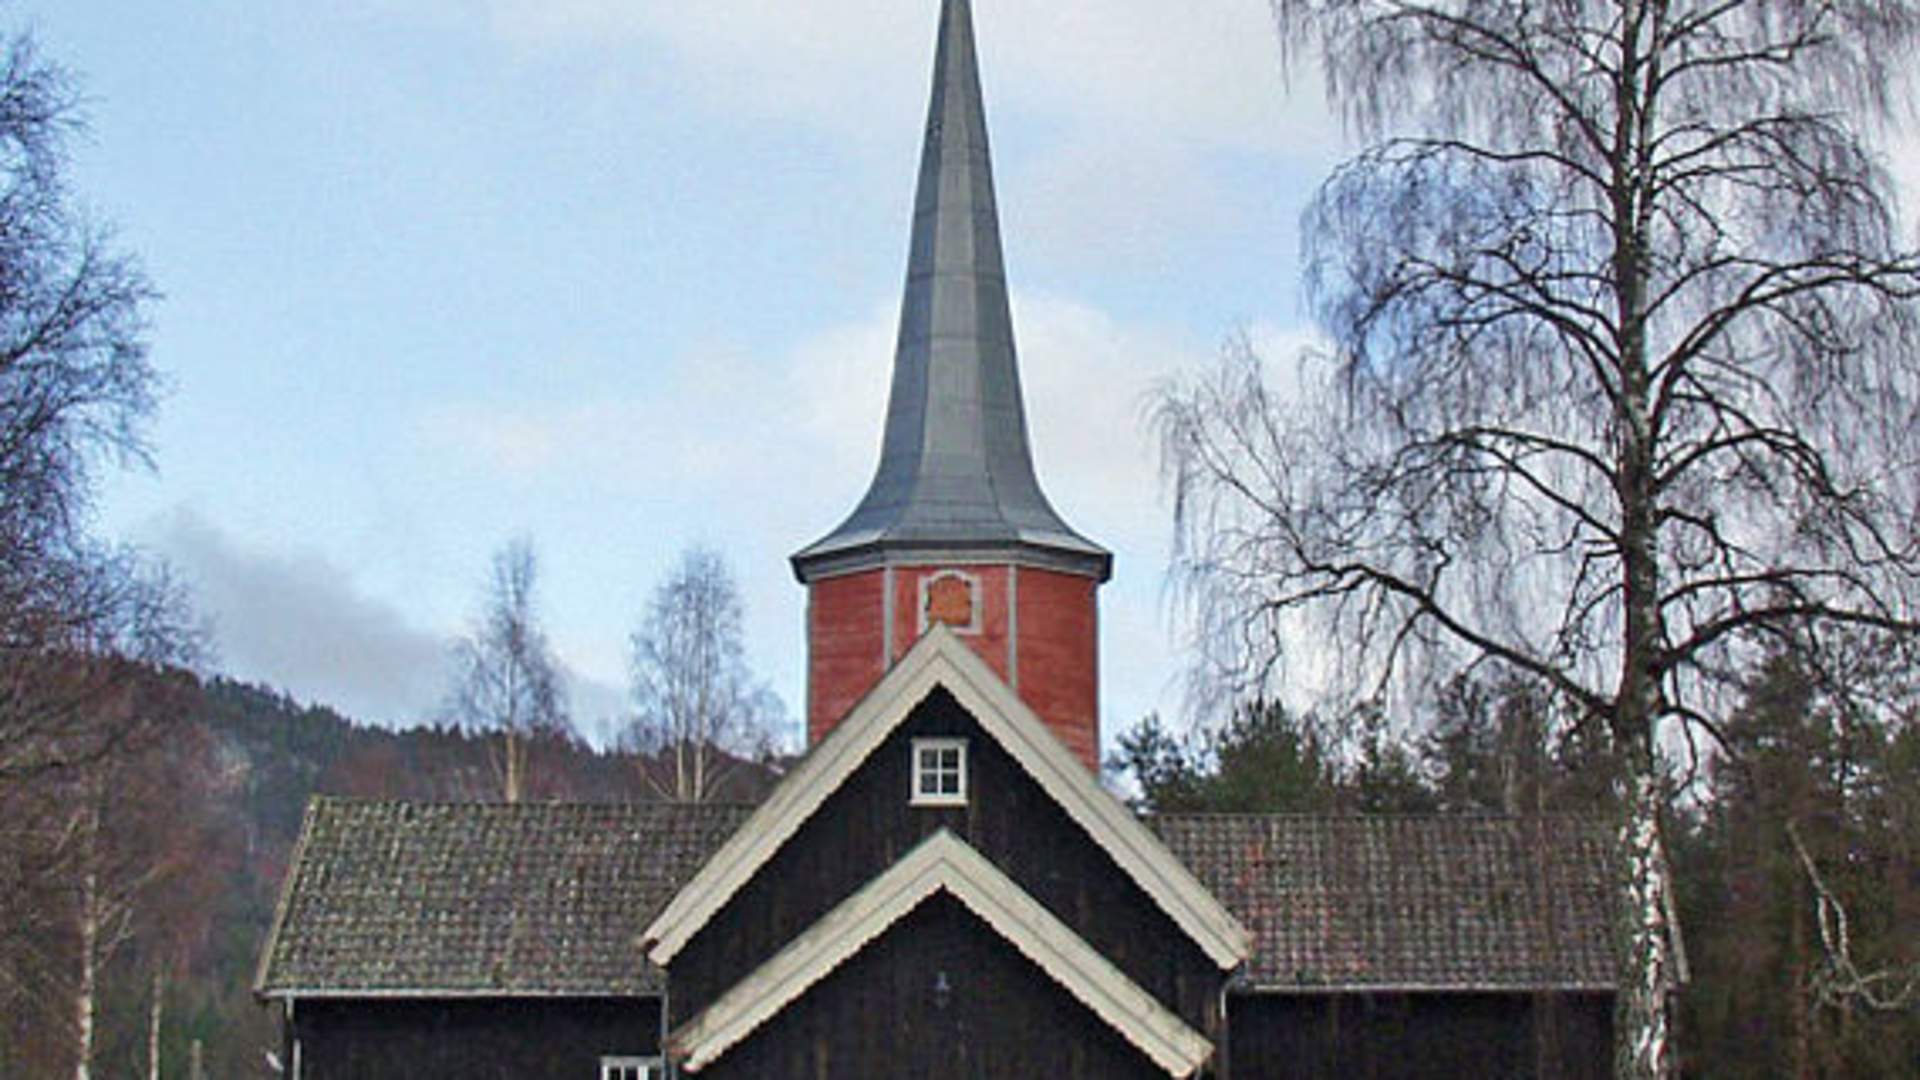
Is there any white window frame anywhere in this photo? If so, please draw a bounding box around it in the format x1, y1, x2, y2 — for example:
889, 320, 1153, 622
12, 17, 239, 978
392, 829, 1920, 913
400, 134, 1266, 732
910, 737, 968, 806
599, 1055, 663, 1080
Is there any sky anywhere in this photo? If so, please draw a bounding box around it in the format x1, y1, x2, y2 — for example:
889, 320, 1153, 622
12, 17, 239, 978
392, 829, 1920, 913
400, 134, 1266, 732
33, 0, 1344, 752
36, 2, 1920, 754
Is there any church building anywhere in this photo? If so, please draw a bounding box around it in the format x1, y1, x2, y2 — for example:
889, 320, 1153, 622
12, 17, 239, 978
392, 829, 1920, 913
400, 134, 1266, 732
255, 3, 1622, 1076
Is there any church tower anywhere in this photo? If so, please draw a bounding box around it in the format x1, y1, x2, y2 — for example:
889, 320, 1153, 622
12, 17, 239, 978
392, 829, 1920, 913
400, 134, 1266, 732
792, 0, 1110, 770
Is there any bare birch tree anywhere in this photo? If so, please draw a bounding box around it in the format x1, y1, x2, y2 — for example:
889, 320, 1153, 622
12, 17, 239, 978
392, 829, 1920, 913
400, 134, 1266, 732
625, 547, 779, 803
0, 24, 190, 786
448, 539, 568, 803
1158, 3, 1920, 1076
0, 48, 201, 1068
22, 671, 207, 1080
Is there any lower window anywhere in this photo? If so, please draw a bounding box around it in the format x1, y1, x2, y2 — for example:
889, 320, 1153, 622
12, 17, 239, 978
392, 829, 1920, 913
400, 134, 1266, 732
600, 1056, 663, 1080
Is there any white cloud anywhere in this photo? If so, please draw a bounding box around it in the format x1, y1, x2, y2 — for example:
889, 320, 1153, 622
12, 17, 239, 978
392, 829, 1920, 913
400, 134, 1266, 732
474, 0, 1334, 154
982, 0, 1310, 150
783, 306, 899, 486
566, 668, 631, 744
1016, 295, 1195, 529
415, 294, 1203, 541
151, 509, 452, 726
445, 0, 1346, 289
1008, 136, 1226, 275
152, 508, 633, 738
1020, 301, 1327, 544
416, 339, 820, 498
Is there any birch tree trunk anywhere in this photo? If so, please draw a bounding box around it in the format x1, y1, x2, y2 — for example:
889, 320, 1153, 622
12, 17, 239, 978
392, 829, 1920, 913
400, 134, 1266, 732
73, 817, 98, 1080
148, 962, 164, 1080
1618, 768, 1672, 1076
503, 730, 523, 804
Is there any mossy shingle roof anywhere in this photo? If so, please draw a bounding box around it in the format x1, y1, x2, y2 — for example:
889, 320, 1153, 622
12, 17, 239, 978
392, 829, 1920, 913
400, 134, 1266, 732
256, 798, 750, 997
1150, 814, 1617, 991
258, 801, 1616, 998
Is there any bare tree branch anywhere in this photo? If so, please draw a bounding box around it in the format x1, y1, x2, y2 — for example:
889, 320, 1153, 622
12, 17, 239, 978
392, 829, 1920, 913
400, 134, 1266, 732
1786, 819, 1920, 1013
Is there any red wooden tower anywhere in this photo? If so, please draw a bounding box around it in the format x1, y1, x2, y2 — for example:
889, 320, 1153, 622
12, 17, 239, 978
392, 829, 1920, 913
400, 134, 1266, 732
791, 0, 1110, 770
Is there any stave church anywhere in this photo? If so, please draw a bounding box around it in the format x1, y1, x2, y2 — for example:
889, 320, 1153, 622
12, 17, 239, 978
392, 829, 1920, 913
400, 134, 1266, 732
255, 3, 1628, 1076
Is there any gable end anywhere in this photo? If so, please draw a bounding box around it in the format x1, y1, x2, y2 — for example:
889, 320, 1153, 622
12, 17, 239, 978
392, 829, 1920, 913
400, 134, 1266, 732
642, 627, 1251, 970
671, 829, 1213, 1076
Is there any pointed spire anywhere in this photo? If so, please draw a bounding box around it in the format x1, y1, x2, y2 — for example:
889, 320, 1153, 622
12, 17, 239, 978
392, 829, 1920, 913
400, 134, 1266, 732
793, 0, 1109, 583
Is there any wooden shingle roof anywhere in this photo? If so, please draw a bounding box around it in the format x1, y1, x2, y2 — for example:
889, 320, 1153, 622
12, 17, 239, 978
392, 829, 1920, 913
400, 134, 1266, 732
255, 798, 750, 998
257, 799, 1618, 999
1149, 814, 1617, 992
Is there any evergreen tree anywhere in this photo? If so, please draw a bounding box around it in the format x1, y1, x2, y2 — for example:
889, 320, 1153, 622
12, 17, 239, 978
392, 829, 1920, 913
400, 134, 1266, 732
1677, 652, 1919, 1076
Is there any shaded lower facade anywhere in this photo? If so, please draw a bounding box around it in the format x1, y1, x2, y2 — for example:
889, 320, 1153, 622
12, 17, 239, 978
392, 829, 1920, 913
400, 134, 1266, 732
283, 997, 661, 1080
275, 986, 1614, 1079
1225, 989, 1613, 1080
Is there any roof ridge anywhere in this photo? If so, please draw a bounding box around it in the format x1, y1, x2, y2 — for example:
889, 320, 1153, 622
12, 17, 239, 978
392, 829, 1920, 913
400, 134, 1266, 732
301, 797, 762, 811
1147, 810, 1610, 822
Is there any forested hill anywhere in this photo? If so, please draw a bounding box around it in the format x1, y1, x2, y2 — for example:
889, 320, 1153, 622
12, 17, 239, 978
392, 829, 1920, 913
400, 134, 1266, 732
202, 678, 727, 840
201, 676, 780, 912
0, 673, 781, 1078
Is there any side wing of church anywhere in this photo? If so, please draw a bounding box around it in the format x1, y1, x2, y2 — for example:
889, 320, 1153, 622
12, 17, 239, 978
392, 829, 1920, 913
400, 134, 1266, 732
256, 3, 1626, 1076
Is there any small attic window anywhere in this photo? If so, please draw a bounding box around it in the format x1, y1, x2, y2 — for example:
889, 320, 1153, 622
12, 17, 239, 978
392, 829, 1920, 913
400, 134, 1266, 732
911, 738, 968, 806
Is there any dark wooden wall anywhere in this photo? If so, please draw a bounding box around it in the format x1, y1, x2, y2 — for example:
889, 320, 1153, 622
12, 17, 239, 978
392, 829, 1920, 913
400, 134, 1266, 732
288, 997, 659, 1080
1225, 990, 1613, 1080
705, 893, 1165, 1080
670, 687, 1222, 1036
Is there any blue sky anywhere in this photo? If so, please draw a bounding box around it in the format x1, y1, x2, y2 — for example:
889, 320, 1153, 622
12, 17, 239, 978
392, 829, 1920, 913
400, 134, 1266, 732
42, 2, 1919, 752
34, 0, 1344, 750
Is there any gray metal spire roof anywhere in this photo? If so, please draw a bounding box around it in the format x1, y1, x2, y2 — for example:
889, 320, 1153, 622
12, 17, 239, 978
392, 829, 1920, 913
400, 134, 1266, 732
792, 0, 1110, 584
